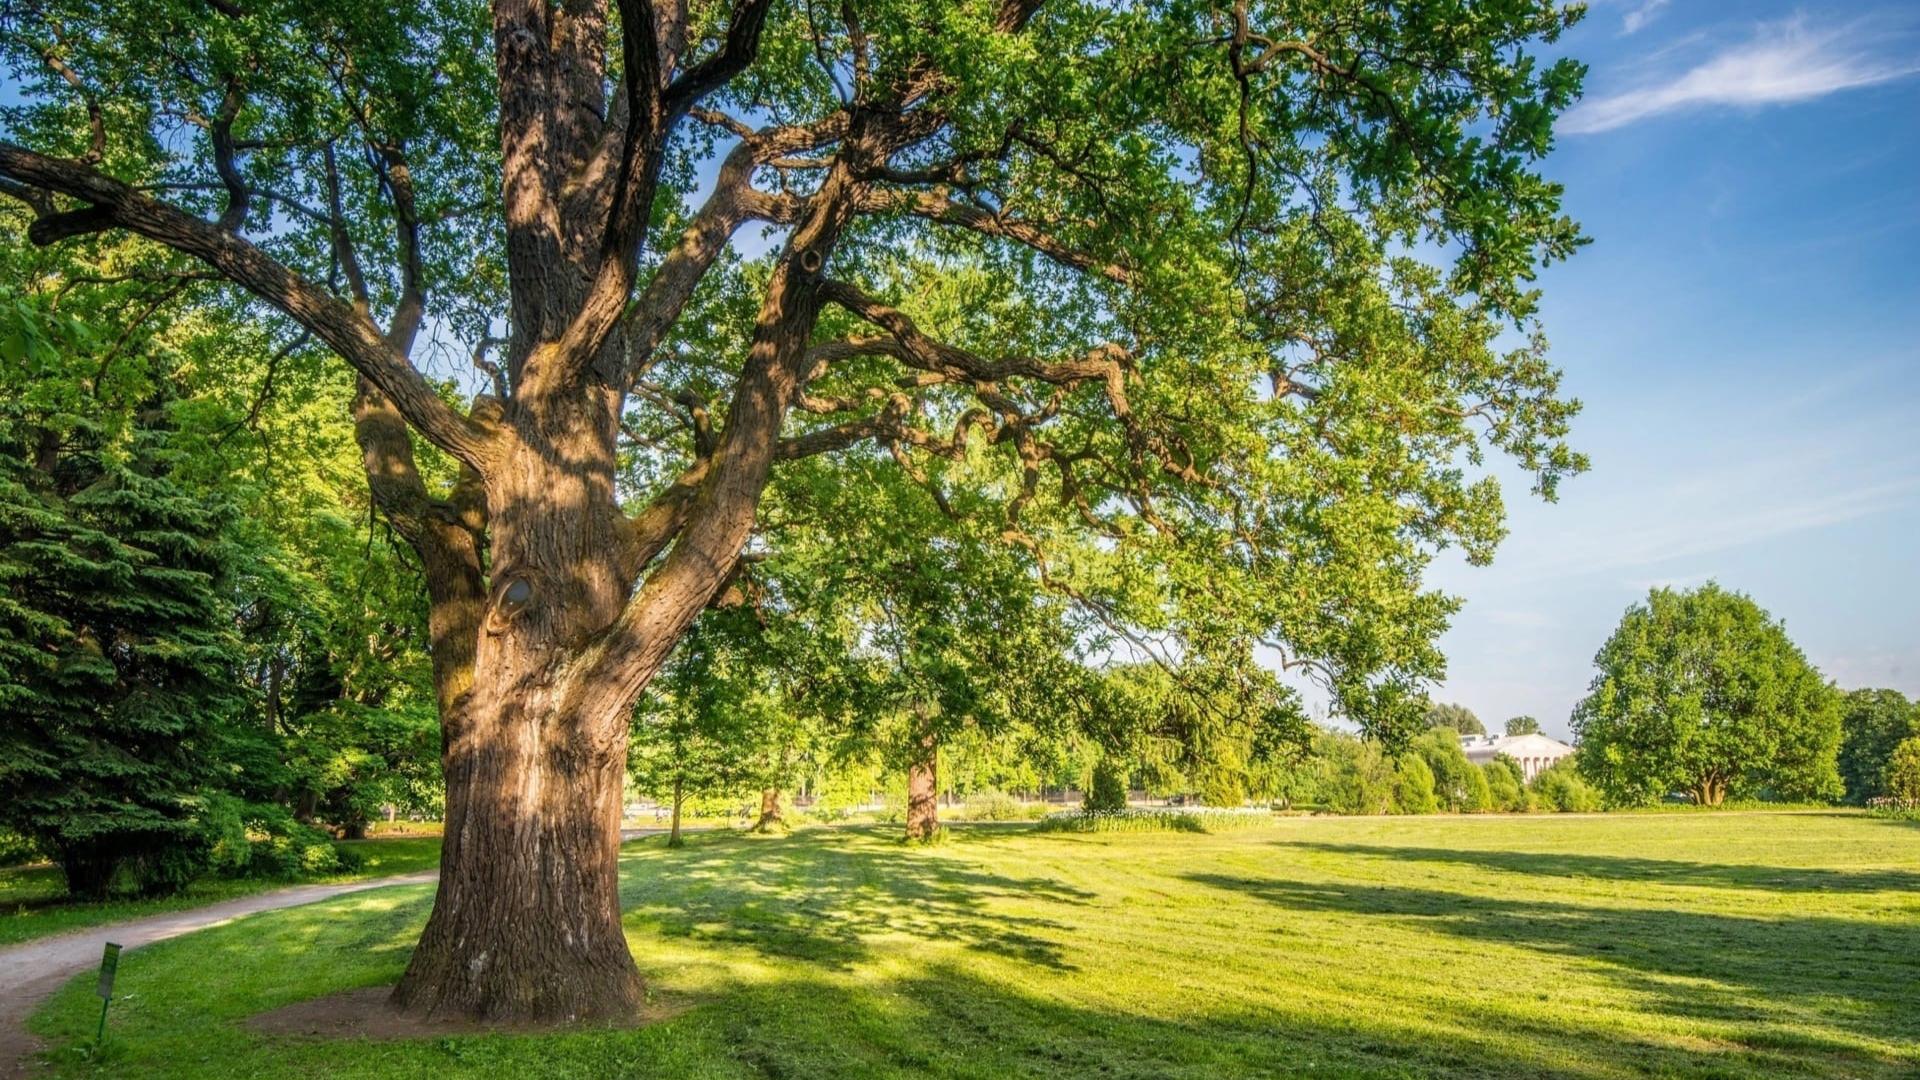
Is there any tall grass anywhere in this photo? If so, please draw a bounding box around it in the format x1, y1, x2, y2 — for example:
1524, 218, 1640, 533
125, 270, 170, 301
1035, 807, 1273, 834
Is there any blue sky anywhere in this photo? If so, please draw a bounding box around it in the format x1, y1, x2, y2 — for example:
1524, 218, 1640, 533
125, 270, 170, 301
1407, 0, 1920, 736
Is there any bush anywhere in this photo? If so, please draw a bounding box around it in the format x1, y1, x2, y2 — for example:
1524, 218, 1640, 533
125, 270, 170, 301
1481, 760, 1524, 812
1316, 734, 1395, 815
1412, 728, 1481, 812
1392, 754, 1438, 814
1886, 737, 1920, 804
1461, 766, 1495, 813
958, 790, 1031, 822
1037, 808, 1270, 834
0, 830, 41, 868
200, 796, 349, 880
1530, 762, 1601, 813
1084, 759, 1128, 813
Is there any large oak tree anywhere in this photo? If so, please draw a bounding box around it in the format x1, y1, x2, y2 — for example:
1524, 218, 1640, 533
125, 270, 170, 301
2, 0, 1587, 1022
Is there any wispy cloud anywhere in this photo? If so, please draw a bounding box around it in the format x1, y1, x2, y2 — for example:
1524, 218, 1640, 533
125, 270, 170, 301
1501, 471, 1920, 584
1565, 17, 1920, 134
1621, 0, 1670, 36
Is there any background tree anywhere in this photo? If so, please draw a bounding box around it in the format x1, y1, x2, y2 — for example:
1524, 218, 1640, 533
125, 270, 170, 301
1091, 658, 1313, 810
1836, 689, 1920, 805
0, 221, 441, 877
1505, 715, 1541, 737
2, 0, 1588, 1018
748, 459, 1091, 842
1315, 732, 1395, 815
1481, 757, 1527, 812
0, 408, 248, 898
1883, 737, 1920, 806
1391, 754, 1438, 814
1528, 760, 1599, 813
1411, 727, 1486, 811
1572, 584, 1843, 807
628, 617, 783, 846
1425, 702, 1486, 737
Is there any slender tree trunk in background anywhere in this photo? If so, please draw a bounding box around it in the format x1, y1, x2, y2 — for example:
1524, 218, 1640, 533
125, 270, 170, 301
752, 788, 785, 832
668, 776, 684, 848
905, 731, 940, 842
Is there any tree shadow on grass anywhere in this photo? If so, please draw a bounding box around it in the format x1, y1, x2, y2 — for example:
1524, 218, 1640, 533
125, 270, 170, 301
674, 959, 1894, 1080
1276, 841, 1920, 894
1184, 871, 1920, 1051
617, 828, 1092, 971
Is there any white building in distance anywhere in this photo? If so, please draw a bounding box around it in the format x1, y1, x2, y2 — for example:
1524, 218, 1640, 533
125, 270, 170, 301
1460, 732, 1576, 782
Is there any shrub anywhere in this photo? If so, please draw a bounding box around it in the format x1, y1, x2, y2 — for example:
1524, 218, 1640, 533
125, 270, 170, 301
1413, 728, 1484, 812
1530, 762, 1601, 813
1481, 761, 1524, 812
1392, 754, 1439, 814
1317, 734, 1395, 815
1460, 766, 1494, 813
959, 790, 1030, 822
0, 830, 41, 868
198, 796, 349, 880
1037, 808, 1270, 834
1885, 736, 1920, 805
1085, 759, 1128, 813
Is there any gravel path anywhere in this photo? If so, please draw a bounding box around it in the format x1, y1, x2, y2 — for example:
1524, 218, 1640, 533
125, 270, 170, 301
0, 827, 678, 1074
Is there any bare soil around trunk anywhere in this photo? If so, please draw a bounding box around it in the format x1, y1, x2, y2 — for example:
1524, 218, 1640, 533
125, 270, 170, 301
242, 986, 682, 1042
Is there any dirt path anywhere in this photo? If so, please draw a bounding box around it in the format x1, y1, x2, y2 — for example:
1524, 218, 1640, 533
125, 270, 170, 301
0, 827, 680, 1074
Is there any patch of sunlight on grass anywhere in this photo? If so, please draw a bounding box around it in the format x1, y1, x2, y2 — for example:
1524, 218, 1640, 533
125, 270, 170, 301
23, 813, 1920, 1079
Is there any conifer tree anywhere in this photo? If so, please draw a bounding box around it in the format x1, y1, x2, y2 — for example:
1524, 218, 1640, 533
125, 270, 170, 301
0, 410, 248, 897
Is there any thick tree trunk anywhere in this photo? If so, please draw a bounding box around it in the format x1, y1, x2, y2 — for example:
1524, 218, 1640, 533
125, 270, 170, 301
752, 787, 785, 832
905, 733, 940, 842
390, 678, 640, 1023
390, 426, 652, 1024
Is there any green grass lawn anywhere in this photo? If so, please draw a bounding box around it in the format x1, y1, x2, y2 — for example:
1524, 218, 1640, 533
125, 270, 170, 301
26, 812, 1920, 1079
0, 838, 442, 947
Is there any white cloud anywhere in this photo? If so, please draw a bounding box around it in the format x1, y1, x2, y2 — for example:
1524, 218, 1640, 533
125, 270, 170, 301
1564, 17, 1920, 134
1622, 0, 1670, 35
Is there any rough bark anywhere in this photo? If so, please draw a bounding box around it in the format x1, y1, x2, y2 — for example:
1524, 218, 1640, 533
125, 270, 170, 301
905, 732, 940, 843
391, 402, 649, 1023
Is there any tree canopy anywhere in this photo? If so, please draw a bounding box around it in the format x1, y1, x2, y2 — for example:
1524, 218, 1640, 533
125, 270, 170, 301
1572, 584, 1843, 807
1424, 701, 1485, 737
1836, 689, 1919, 805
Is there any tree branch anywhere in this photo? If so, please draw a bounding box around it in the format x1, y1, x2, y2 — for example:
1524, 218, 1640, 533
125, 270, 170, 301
0, 143, 495, 471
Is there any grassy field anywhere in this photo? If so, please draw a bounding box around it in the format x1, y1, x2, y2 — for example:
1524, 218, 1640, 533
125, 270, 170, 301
24, 812, 1919, 1079
0, 838, 442, 947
